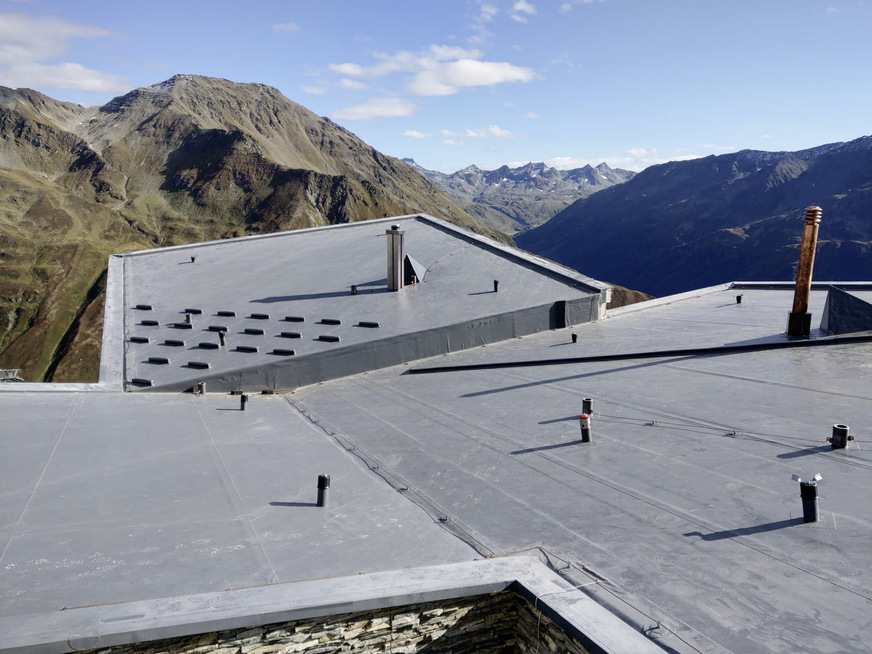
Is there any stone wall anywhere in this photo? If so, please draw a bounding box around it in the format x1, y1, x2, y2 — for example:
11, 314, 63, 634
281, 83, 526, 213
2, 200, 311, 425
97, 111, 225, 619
82, 591, 592, 654
515, 599, 591, 654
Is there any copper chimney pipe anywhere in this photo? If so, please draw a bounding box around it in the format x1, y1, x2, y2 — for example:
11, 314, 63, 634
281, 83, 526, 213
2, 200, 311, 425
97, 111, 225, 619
787, 206, 822, 336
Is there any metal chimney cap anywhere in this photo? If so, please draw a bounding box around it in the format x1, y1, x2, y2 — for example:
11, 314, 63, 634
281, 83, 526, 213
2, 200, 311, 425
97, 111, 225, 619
803, 206, 822, 224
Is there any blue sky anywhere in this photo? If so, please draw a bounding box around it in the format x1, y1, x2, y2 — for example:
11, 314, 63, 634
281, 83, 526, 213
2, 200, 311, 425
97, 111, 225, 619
0, 0, 869, 173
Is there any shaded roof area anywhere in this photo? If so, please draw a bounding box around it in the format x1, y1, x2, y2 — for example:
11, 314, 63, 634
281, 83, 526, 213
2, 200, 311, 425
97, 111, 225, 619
108, 214, 608, 393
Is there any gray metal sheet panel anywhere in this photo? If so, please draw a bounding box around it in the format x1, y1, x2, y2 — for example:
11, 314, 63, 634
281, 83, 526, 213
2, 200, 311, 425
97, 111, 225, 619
113, 216, 605, 392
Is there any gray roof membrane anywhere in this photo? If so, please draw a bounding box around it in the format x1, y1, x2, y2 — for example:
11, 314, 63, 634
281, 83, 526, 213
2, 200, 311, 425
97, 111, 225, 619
2, 213, 872, 654
288, 285, 872, 654
109, 215, 608, 393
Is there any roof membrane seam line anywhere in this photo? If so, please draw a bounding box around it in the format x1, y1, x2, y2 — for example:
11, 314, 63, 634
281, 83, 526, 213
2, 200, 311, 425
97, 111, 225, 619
357, 374, 532, 456
409, 333, 872, 374
422, 244, 471, 279
487, 367, 851, 465
0, 394, 82, 566
663, 362, 872, 403
357, 374, 855, 589
284, 395, 497, 558
526, 443, 872, 605
190, 397, 279, 583
337, 380, 622, 560
514, 549, 712, 654
493, 407, 872, 598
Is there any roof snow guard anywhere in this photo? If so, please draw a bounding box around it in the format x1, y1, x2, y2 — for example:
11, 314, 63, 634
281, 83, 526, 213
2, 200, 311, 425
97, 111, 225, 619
102, 215, 610, 393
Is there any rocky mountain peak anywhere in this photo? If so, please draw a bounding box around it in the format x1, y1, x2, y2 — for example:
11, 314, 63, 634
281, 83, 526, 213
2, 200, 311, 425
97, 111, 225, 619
0, 75, 495, 383
410, 159, 636, 234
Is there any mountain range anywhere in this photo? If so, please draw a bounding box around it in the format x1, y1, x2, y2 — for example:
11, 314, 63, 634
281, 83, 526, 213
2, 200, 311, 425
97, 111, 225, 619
405, 159, 635, 234
516, 138, 872, 297
0, 75, 498, 382
2, 73, 870, 382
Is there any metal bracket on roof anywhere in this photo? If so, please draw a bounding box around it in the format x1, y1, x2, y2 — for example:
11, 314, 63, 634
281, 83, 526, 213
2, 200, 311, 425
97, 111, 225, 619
404, 254, 427, 285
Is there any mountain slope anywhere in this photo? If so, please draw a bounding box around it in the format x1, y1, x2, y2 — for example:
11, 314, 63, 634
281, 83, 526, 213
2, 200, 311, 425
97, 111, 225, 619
0, 75, 499, 382
516, 138, 872, 297
407, 159, 635, 234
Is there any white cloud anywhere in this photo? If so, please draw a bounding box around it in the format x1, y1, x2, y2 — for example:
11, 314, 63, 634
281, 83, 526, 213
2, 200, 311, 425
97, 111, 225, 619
330, 45, 482, 79
559, 0, 602, 12
272, 22, 299, 33
408, 58, 535, 96
338, 78, 367, 90
526, 111, 538, 118
0, 12, 109, 64
440, 129, 456, 137
302, 85, 327, 94
331, 97, 417, 120
328, 45, 534, 97
0, 12, 130, 94
0, 61, 128, 92
468, 2, 497, 46
443, 139, 466, 146
489, 125, 514, 138
479, 3, 498, 22
328, 62, 366, 76
403, 130, 429, 138
511, 0, 536, 22
460, 125, 515, 140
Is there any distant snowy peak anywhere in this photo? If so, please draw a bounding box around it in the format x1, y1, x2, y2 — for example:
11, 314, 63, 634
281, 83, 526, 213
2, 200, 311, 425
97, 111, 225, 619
405, 159, 637, 234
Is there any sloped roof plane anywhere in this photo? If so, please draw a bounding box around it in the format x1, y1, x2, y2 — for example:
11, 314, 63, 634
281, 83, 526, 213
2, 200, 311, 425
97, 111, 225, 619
2, 214, 872, 654
102, 214, 609, 393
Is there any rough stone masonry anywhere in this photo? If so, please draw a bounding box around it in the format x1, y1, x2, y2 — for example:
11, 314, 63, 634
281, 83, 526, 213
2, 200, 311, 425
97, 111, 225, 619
79, 591, 592, 654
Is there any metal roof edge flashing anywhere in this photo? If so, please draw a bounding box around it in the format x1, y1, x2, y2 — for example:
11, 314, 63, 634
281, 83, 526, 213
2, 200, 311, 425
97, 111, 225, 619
114, 215, 423, 258
731, 281, 872, 291
606, 283, 733, 318
0, 382, 117, 394
414, 214, 610, 296
0, 557, 659, 654
97, 255, 125, 389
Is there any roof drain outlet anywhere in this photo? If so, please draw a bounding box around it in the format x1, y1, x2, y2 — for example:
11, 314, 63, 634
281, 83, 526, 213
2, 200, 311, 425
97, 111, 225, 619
787, 206, 822, 336
386, 224, 404, 291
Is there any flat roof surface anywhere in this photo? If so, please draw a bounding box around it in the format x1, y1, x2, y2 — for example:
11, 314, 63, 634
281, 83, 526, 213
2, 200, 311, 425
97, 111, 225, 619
3, 285, 872, 653
288, 286, 872, 653
0, 391, 476, 619
113, 215, 605, 392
